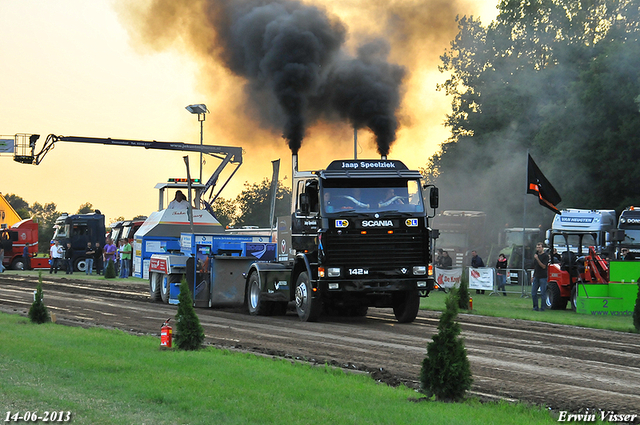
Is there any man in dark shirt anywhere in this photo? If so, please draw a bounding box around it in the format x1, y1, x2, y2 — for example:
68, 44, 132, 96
471, 250, 485, 294
64, 242, 74, 275
532, 242, 549, 311
22, 243, 31, 270
94, 242, 104, 275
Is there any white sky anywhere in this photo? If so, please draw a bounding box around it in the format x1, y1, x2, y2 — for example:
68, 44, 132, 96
0, 0, 498, 224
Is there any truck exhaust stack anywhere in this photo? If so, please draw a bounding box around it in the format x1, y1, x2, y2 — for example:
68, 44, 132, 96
292, 153, 299, 177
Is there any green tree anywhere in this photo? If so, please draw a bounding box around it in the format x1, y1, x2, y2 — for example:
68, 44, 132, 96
457, 272, 470, 310
4, 193, 30, 219
420, 288, 472, 401
28, 273, 50, 324
30, 202, 59, 253
429, 0, 640, 234
232, 179, 291, 228
104, 259, 116, 279
174, 276, 205, 350
77, 202, 94, 214
211, 196, 237, 228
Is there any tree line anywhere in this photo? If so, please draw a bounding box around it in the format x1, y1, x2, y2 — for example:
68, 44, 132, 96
5, 179, 290, 251
425, 0, 640, 234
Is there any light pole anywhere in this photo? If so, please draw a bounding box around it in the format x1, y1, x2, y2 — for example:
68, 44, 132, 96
185, 103, 209, 182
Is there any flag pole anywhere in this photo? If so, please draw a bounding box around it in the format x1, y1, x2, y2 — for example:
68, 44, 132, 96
522, 150, 529, 298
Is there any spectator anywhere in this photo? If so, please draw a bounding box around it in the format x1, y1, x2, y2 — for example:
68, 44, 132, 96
0, 244, 4, 273
64, 242, 74, 274
103, 237, 117, 273
94, 242, 103, 275
22, 243, 31, 271
168, 190, 190, 210
495, 253, 508, 296
85, 242, 95, 275
619, 248, 636, 261
471, 250, 485, 294
532, 242, 549, 311
49, 240, 64, 274
440, 250, 453, 269
119, 238, 132, 278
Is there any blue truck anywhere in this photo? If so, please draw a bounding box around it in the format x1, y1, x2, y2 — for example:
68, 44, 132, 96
149, 155, 438, 323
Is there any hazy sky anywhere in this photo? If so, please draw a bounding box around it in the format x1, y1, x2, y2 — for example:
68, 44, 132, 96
0, 0, 498, 224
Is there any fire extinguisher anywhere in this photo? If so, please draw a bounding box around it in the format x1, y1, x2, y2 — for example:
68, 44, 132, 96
160, 318, 172, 348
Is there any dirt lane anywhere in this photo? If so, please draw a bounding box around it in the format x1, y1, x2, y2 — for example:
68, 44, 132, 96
1, 273, 639, 417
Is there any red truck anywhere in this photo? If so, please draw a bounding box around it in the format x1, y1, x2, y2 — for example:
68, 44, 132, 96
0, 219, 48, 270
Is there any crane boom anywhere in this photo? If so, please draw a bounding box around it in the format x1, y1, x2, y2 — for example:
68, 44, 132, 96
12, 133, 243, 213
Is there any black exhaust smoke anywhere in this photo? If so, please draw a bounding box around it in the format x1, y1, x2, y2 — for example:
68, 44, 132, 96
131, 0, 406, 156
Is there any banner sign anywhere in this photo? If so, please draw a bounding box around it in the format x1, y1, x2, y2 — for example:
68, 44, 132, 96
435, 267, 463, 289
469, 267, 494, 290
0, 139, 14, 153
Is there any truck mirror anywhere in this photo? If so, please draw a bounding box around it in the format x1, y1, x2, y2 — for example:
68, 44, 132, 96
429, 187, 439, 209
299, 193, 310, 215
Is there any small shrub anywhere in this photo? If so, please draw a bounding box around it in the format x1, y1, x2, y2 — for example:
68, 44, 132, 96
28, 272, 50, 324
420, 289, 472, 401
174, 276, 205, 350
633, 281, 640, 332
458, 271, 470, 310
104, 260, 116, 279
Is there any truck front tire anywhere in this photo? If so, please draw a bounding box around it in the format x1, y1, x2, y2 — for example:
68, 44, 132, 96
392, 290, 420, 323
295, 272, 321, 322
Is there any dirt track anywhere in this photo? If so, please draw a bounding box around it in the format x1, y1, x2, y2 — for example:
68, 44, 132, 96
1, 272, 639, 418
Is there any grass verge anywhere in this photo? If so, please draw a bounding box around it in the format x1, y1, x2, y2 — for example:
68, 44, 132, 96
0, 312, 556, 424
420, 289, 635, 332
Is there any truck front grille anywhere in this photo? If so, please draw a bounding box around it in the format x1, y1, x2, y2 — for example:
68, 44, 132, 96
322, 231, 427, 268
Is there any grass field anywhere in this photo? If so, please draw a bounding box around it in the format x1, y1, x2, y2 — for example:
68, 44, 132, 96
420, 287, 637, 333
0, 313, 559, 424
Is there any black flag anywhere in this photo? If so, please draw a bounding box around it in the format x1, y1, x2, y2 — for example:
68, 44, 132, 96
527, 154, 562, 214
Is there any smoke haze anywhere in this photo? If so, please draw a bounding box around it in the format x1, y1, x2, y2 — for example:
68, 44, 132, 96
117, 0, 478, 159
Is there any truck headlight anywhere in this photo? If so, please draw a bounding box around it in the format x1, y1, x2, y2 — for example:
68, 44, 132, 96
417, 281, 427, 288
328, 283, 340, 290
413, 266, 427, 275
328, 268, 341, 277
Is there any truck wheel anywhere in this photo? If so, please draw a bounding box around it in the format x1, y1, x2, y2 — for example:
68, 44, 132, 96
247, 272, 271, 316
74, 257, 87, 273
570, 285, 578, 312
392, 290, 420, 323
545, 282, 566, 310
11, 257, 25, 270
295, 272, 321, 322
149, 272, 161, 301
160, 274, 170, 303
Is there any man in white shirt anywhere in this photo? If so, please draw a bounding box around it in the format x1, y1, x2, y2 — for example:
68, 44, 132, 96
49, 240, 64, 274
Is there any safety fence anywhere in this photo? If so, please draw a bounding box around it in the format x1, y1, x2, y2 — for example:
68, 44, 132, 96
434, 266, 533, 297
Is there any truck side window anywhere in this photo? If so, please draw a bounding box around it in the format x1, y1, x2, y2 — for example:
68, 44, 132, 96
306, 180, 319, 213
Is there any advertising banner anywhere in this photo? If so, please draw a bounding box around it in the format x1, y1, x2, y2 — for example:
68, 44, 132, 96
435, 267, 463, 289
469, 267, 494, 290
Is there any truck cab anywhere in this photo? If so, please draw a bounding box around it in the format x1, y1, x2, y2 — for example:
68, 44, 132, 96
52, 212, 106, 272
551, 209, 616, 257
617, 207, 640, 257
275, 158, 435, 322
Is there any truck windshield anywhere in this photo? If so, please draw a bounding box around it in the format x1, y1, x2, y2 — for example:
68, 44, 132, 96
322, 179, 424, 214
52, 223, 69, 239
